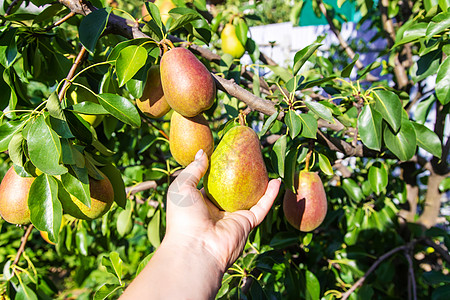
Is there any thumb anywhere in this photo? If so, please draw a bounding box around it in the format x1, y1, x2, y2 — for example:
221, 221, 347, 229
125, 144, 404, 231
169, 149, 209, 193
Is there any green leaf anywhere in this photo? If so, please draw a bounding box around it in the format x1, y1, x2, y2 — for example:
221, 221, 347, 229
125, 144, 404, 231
136, 252, 154, 275
235, 18, 248, 47
15, 283, 38, 300
411, 49, 441, 83
426, 11, 450, 40
393, 22, 427, 47
61, 170, 91, 207
0, 119, 26, 152
63, 110, 93, 145
258, 111, 278, 137
412, 122, 442, 158
435, 56, 450, 105
0, 27, 18, 68
117, 205, 134, 237
293, 43, 321, 76
79, 8, 111, 54
368, 163, 388, 195
384, 116, 417, 161
299, 113, 318, 139
28, 174, 62, 243
148, 209, 161, 248
94, 283, 123, 300
116, 45, 147, 87
70, 102, 109, 115
341, 54, 359, 78
432, 284, 450, 300
46, 92, 64, 120
269, 231, 300, 248
373, 90, 402, 132
271, 135, 287, 178
97, 93, 141, 127
304, 99, 334, 122
358, 105, 383, 151
342, 178, 364, 202
108, 38, 150, 61
145, 2, 162, 28
105, 251, 123, 279
168, 8, 201, 32
284, 148, 298, 193
318, 153, 333, 176
305, 270, 320, 300
76, 225, 88, 256
27, 115, 67, 175
265, 65, 292, 82
8, 132, 24, 167
285, 110, 302, 139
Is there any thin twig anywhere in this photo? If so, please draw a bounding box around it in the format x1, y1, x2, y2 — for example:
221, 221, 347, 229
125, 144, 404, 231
12, 224, 34, 266
45, 11, 76, 31
317, 0, 378, 81
58, 46, 88, 101
404, 250, 417, 300
341, 242, 413, 300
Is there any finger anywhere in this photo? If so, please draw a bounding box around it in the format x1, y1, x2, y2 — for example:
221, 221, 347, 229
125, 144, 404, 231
170, 149, 208, 192
248, 178, 281, 228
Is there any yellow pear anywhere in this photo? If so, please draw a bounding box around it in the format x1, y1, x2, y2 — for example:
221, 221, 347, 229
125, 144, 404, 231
221, 23, 246, 59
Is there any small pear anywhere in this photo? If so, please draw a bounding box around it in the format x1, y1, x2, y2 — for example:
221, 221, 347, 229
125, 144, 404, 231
283, 171, 327, 232
61, 171, 114, 220
0, 167, 34, 225
204, 125, 268, 212
136, 65, 171, 119
221, 23, 245, 59
169, 111, 214, 166
160, 47, 216, 117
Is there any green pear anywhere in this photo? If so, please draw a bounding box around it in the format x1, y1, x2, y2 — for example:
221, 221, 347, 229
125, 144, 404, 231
160, 47, 216, 117
204, 125, 268, 212
136, 65, 171, 119
169, 111, 214, 166
0, 166, 34, 225
221, 23, 245, 59
283, 171, 327, 232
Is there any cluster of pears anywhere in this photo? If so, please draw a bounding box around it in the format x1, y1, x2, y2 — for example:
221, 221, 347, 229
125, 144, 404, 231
283, 170, 328, 232
137, 47, 216, 166
0, 163, 124, 242
137, 46, 269, 211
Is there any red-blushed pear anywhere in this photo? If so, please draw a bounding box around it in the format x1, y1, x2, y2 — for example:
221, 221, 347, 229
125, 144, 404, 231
283, 171, 327, 232
61, 171, 114, 221
169, 111, 214, 166
0, 167, 34, 225
160, 47, 216, 117
136, 65, 171, 119
204, 125, 268, 212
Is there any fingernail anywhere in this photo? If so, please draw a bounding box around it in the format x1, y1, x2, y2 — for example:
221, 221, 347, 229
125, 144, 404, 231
195, 149, 204, 161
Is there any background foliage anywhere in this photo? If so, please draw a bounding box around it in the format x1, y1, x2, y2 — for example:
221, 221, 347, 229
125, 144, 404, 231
0, 0, 449, 299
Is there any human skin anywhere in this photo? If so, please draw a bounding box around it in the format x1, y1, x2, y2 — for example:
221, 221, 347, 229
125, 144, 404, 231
120, 150, 281, 299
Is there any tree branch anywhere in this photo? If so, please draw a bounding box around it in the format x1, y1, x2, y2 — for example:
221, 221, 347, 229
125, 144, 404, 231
12, 224, 34, 266
317, 0, 377, 81
342, 240, 418, 300
58, 46, 88, 101
422, 238, 450, 264
45, 11, 76, 31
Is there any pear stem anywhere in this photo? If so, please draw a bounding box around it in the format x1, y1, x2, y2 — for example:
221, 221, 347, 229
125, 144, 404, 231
304, 140, 315, 171
238, 113, 246, 126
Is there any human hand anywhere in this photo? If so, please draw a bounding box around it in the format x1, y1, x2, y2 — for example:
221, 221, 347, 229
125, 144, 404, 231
165, 149, 281, 272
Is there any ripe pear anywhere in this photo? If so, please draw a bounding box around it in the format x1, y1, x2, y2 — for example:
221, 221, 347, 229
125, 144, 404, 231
61, 171, 114, 220
136, 65, 171, 119
204, 125, 268, 212
283, 171, 327, 232
221, 23, 246, 59
160, 47, 216, 117
0, 167, 34, 225
169, 111, 214, 167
